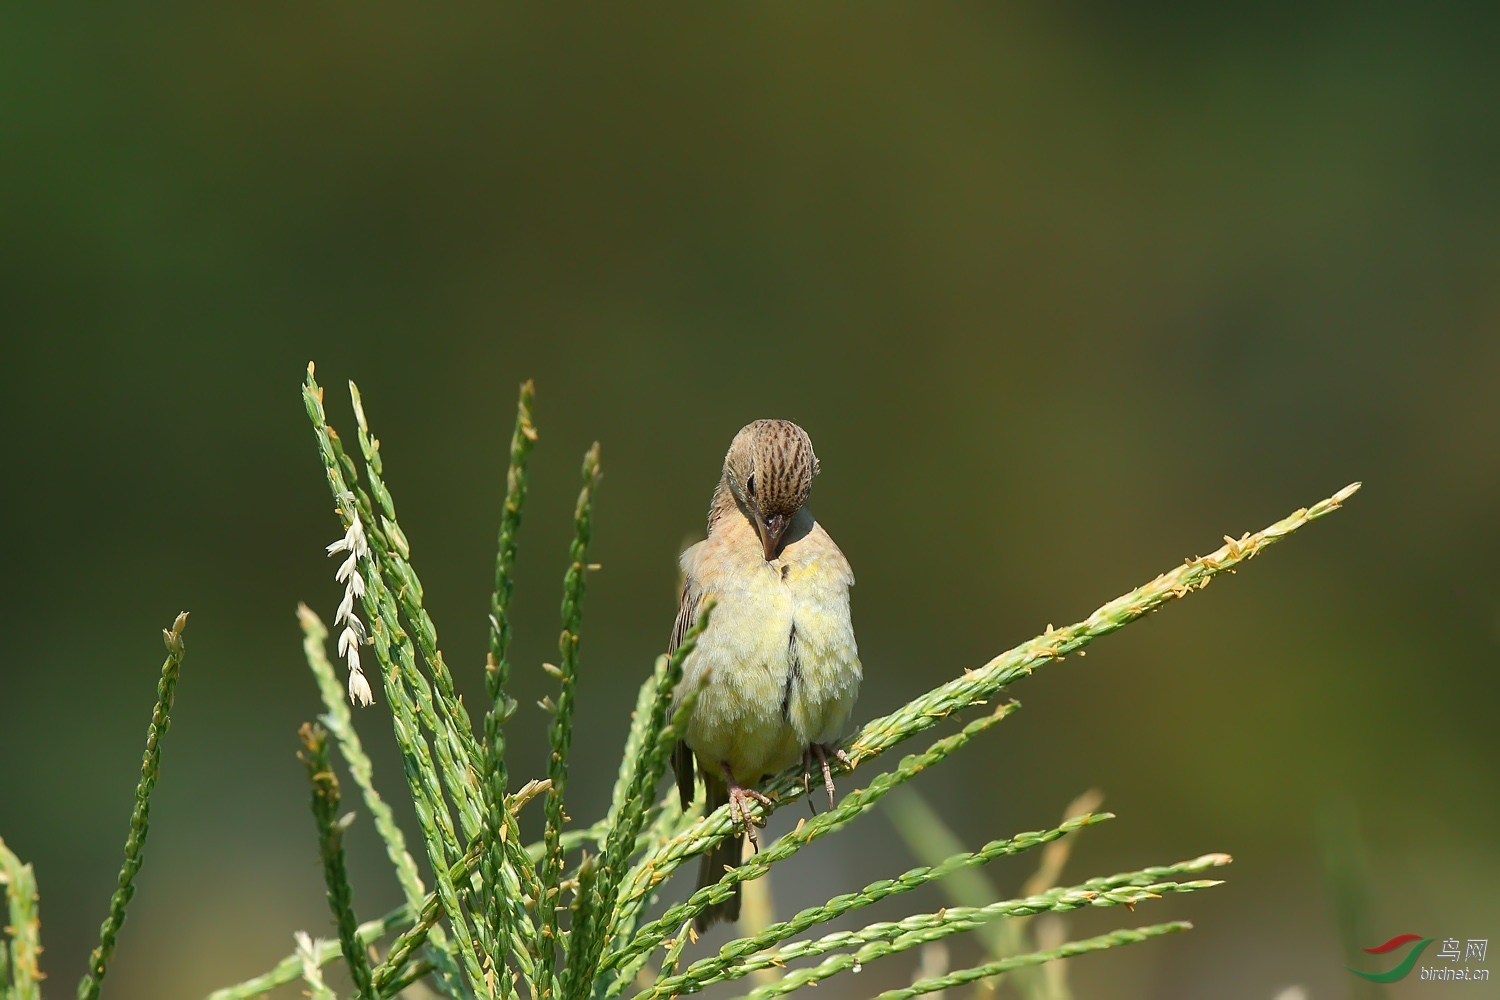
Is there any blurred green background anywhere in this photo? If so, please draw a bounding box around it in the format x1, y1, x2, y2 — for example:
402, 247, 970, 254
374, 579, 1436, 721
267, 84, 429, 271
2, 4, 1497, 998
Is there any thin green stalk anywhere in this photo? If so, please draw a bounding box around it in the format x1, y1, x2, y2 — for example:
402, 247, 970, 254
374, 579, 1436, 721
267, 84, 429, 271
357, 552, 486, 999
542, 795, 699, 995
301, 970, 336, 1000
846, 483, 1361, 766
299, 723, 376, 1000
883, 789, 1002, 951
349, 384, 538, 990
77, 611, 189, 1000
606, 701, 1021, 984
600, 793, 701, 981
639, 811, 1111, 1000
1001, 789, 1104, 1000
570, 604, 714, 997
885, 786, 1101, 1000
203, 906, 411, 1000
529, 822, 608, 863
352, 516, 487, 998
370, 846, 510, 992
656, 921, 693, 983
371, 900, 456, 994
1019, 791, 1103, 900
597, 713, 708, 995
212, 823, 600, 1000
380, 958, 436, 997
617, 484, 1360, 920
300, 603, 469, 995
482, 380, 539, 991
294, 932, 338, 1000
710, 868, 1222, 999
349, 382, 485, 834
0, 840, 41, 1000
536, 444, 601, 998
566, 848, 604, 983
300, 604, 428, 907
715, 855, 1226, 1000
1067, 852, 1232, 892
308, 374, 472, 865
303, 370, 487, 998
606, 662, 670, 833
867, 922, 1193, 1000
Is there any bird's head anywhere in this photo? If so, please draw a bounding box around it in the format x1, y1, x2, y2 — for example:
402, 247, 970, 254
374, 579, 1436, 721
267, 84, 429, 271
722, 419, 820, 561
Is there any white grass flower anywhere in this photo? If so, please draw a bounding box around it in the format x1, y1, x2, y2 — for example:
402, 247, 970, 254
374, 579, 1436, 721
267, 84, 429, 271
327, 497, 374, 706
338, 620, 374, 707
294, 929, 317, 970
294, 930, 330, 991
327, 498, 369, 554
347, 663, 374, 707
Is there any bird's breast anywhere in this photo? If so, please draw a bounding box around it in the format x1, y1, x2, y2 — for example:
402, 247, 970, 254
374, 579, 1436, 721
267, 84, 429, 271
678, 516, 861, 783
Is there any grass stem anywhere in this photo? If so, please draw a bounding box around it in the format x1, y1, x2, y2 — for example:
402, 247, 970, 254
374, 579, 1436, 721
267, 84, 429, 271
76, 612, 189, 1000
299, 723, 376, 1000
0, 840, 42, 1000
536, 443, 601, 997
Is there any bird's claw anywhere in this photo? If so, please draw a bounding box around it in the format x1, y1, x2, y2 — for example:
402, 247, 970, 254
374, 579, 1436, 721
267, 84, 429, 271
803, 743, 852, 813
721, 764, 773, 848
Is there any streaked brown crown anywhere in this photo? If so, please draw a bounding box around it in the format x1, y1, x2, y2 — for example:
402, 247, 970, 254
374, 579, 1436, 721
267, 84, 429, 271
714, 419, 820, 525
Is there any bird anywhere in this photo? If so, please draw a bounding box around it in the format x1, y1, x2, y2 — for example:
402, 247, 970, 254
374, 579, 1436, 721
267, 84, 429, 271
669, 418, 861, 931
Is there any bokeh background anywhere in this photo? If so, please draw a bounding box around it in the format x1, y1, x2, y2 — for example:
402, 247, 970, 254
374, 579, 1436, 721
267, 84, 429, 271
3, 4, 1497, 998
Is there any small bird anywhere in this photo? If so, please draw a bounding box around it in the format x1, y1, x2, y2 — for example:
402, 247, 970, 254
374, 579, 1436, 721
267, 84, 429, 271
669, 419, 861, 930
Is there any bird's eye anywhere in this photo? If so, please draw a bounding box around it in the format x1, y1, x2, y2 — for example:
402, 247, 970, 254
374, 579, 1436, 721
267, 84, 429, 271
746, 474, 756, 495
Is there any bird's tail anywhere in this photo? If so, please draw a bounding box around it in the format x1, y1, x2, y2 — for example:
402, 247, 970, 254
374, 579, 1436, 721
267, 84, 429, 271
695, 771, 743, 932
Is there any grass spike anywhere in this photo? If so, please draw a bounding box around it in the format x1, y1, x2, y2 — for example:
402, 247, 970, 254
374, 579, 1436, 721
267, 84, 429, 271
482, 380, 540, 990
203, 903, 413, 1000
636, 811, 1112, 1000
303, 369, 489, 997
298, 604, 469, 995
571, 603, 714, 996
0, 840, 42, 1000
76, 612, 188, 1000
348, 380, 485, 835
869, 922, 1193, 1000
709, 868, 1220, 1000
294, 932, 338, 1000
300, 604, 427, 908
298, 723, 376, 1000
537, 443, 601, 998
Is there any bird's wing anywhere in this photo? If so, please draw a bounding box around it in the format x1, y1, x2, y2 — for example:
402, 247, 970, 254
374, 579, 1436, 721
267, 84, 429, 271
669, 575, 699, 811
668, 573, 700, 660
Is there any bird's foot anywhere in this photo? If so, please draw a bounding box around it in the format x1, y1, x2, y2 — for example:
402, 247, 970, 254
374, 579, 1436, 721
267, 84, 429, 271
803, 743, 854, 813
720, 763, 774, 848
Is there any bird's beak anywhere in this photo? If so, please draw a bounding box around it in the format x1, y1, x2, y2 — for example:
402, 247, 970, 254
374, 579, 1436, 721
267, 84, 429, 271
758, 512, 787, 562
